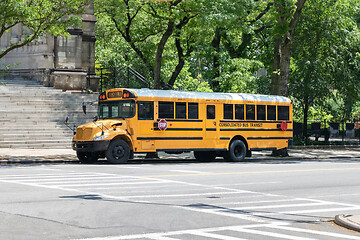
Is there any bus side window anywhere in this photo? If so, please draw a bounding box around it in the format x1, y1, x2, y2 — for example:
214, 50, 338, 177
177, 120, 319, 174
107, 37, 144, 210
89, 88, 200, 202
138, 101, 154, 120
207, 105, 215, 119
257, 105, 266, 120
176, 102, 186, 119
188, 103, 198, 119
235, 104, 244, 120
159, 101, 174, 119
278, 106, 289, 120
267, 105, 276, 120
223, 104, 233, 119
246, 105, 255, 120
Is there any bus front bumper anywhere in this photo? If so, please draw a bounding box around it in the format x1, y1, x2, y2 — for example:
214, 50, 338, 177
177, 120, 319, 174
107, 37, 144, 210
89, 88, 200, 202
72, 140, 110, 152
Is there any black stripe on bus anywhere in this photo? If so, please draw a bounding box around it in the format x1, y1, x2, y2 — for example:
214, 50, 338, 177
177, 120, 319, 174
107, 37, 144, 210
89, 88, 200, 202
157, 119, 203, 122
154, 128, 203, 131
220, 137, 231, 140
220, 128, 293, 132
247, 137, 292, 140
137, 137, 203, 140
156, 148, 227, 152
206, 128, 217, 131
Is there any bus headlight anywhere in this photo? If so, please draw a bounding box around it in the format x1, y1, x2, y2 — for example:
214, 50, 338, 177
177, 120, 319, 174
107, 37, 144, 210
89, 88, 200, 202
93, 135, 108, 141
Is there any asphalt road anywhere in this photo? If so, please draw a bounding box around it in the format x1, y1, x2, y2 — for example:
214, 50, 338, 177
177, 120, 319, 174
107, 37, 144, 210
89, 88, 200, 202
1, 157, 360, 240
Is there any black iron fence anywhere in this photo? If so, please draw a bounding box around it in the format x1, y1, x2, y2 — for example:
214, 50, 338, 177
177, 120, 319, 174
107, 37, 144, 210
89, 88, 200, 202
294, 120, 360, 145
94, 66, 151, 92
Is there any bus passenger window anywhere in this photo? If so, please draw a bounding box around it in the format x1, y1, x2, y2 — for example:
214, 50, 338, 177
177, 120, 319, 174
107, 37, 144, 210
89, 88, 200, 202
267, 105, 276, 120
112, 105, 119, 117
257, 105, 266, 120
188, 103, 198, 119
235, 104, 244, 120
223, 104, 233, 119
246, 105, 255, 120
278, 106, 289, 120
138, 102, 154, 120
159, 102, 174, 119
176, 102, 186, 119
207, 105, 215, 119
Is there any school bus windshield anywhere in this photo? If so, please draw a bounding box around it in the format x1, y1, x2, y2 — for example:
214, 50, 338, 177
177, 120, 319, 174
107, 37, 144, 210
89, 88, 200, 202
98, 100, 135, 119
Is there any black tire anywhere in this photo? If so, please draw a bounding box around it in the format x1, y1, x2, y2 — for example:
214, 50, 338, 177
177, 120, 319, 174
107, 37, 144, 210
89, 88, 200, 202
77, 151, 98, 164
194, 151, 216, 162
224, 140, 247, 162
105, 139, 130, 164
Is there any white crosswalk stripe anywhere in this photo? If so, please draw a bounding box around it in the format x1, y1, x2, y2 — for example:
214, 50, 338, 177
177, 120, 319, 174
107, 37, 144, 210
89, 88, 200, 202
75, 222, 360, 240
2, 172, 360, 240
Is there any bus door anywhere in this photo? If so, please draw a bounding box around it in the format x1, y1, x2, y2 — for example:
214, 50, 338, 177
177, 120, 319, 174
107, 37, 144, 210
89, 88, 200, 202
136, 101, 155, 151
205, 104, 218, 142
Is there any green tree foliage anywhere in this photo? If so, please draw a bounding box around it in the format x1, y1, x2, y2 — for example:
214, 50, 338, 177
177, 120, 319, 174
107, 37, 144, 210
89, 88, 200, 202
0, 0, 88, 59
95, 0, 200, 89
290, 0, 360, 134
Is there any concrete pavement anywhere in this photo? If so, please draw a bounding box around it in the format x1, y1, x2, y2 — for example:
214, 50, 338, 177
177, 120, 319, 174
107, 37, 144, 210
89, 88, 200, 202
1, 147, 360, 232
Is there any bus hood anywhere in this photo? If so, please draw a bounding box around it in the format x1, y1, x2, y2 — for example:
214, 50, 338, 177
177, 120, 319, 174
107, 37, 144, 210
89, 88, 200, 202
74, 119, 126, 142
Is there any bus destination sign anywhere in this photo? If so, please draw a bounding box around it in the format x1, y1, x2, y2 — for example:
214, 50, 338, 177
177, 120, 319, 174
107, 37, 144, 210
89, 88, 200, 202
108, 91, 122, 99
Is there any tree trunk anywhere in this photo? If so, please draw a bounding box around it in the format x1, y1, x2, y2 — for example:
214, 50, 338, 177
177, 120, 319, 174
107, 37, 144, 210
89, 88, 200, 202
270, 0, 307, 97
168, 38, 185, 87
303, 95, 309, 140
153, 20, 175, 89
270, 37, 282, 95
210, 27, 222, 91
278, 44, 291, 96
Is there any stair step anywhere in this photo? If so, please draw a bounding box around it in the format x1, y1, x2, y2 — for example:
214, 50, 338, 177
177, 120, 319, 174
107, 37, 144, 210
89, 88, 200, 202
0, 76, 101, 148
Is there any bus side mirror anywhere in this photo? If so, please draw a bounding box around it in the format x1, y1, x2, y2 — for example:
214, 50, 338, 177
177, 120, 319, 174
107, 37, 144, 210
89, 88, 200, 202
93, 116, 98, 122
82, 102, 87, 115
65, 117, 69, 124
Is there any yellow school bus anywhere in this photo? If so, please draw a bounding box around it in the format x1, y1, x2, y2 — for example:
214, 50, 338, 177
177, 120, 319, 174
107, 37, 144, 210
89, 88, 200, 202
72, 88, 293, 163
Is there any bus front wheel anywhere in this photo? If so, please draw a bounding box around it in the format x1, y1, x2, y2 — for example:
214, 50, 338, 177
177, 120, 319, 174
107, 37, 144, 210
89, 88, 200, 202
106, 139, 130, 164
77, 151, 98, 164
224, 140, 247, 162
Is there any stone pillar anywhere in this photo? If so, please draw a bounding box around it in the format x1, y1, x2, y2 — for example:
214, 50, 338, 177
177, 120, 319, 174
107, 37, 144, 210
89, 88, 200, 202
0, 3, 98, 92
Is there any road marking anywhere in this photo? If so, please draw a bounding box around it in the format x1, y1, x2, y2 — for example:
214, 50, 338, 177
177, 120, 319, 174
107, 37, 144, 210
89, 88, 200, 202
233, 202, 328, 210
118, 191, 248, 199
74, 222, 288, 240
55, 181, 163, 187
139, 167, 360, 178
276, 206, 360, 215
213, 181, 282, 187
170, 170, 211, 174
186, 230, 247, 240
268, 224, 360, 239
75, 221, 360, 240
12, 176, 137, 183
221, 198, 301, 206
229, 227, 316, 240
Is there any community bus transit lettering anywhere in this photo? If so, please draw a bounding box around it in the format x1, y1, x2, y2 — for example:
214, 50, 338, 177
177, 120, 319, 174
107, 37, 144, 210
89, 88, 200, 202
72, 88, 293, 164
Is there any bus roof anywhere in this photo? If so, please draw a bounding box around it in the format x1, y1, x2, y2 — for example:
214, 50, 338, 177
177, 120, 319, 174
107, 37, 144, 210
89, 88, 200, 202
125, 88, 291, 103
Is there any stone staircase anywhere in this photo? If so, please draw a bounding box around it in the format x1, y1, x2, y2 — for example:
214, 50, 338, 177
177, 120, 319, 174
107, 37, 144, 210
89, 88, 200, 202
0, 76, 98, 149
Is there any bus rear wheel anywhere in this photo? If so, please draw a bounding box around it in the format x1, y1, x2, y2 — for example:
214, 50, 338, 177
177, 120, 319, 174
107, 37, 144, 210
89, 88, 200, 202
77, 151, 98, 164
224, 140, 247, 162
194, 151, 216, 162
106, 139, 130, 164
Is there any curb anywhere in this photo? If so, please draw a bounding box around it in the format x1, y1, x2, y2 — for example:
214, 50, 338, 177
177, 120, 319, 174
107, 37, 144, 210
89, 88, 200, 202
290, 145, 360, 150
334, 215, 360, 232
